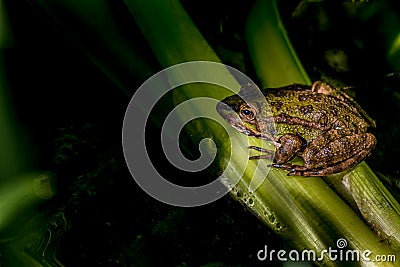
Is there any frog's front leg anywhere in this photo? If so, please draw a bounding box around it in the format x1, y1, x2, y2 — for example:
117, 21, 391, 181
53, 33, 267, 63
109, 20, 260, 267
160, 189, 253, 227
249, 133, 305, 163
248, 146, 274, 160
274, 130, 376, 176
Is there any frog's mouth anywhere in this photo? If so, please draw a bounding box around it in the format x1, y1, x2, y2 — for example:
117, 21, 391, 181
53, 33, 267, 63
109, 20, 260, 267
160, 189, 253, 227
216, 101, 262, 138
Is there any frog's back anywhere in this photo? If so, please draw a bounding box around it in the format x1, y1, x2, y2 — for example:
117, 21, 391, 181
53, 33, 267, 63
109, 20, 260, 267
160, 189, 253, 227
262, 87, 368, 141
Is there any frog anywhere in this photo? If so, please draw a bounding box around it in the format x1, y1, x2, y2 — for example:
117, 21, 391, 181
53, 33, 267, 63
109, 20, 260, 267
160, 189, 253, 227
216, 81, 376, 176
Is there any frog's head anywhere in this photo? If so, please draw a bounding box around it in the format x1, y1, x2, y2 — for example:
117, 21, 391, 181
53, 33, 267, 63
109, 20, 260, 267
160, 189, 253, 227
216, 84, 265, 138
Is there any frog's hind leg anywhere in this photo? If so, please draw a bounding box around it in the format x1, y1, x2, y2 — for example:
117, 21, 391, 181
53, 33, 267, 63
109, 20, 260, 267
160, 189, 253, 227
271, 144, 373, 176
287, 144, 374, 176
291, 132, 376, 176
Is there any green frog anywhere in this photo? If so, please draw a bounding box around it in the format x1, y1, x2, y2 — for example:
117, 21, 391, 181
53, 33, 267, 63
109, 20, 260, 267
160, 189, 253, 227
216, 81, 376, 176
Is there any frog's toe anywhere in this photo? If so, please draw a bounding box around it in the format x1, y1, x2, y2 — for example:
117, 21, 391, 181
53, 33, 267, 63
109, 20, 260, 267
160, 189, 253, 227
270, 163, 289, 169
272, 163, 306, 172
271, 163, 316, 176
287, 169, 321, 176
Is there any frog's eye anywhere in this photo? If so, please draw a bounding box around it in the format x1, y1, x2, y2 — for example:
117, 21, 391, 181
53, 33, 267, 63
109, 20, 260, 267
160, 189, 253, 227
242, 109, 252, 116
240, 106, 256, 121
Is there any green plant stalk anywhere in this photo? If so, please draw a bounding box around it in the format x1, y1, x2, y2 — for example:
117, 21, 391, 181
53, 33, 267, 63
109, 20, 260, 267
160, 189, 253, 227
0, 0, 14, 48
127, 0, 398, 265
0, 55, 27, 180
246, 0, 400, 260
0, 173, 54, 239
0, 5, 29, 178
0, 6, 55, 264
344, 162, 400, 251
246, 0, 311, 87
